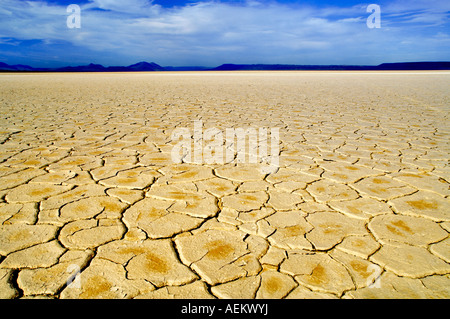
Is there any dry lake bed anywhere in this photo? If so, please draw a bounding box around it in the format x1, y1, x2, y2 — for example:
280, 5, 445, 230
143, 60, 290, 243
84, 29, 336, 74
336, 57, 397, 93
0, 71, 449, 299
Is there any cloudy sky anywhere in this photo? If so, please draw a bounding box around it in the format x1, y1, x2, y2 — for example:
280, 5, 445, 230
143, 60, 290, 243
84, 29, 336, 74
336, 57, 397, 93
0, 0, 449, 67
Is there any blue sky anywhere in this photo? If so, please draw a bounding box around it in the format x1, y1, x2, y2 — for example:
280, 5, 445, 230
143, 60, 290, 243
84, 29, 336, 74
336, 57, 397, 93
0, 0, 449, 67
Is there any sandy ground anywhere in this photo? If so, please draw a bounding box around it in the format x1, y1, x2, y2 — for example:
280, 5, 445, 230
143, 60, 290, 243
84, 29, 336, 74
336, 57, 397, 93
0, 71, 449, 299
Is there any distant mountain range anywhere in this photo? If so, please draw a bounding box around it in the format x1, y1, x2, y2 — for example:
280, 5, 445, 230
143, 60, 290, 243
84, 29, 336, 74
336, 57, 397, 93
1, 61, 449, 72
212, 62, 450, 71
0, 61, 165, 72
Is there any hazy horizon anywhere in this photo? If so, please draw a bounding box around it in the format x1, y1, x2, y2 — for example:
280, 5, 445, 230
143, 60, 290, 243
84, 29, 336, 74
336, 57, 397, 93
1, 0, 449, 68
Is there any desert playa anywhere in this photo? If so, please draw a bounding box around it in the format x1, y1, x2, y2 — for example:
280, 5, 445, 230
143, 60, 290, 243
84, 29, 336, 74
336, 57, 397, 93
0, 71, 449, 299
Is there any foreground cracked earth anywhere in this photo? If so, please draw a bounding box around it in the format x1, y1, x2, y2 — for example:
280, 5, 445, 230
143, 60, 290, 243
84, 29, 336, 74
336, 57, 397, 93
0, 71, 449, 299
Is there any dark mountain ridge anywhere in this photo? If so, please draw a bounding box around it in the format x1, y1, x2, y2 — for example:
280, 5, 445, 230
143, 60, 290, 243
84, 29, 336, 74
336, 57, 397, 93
1, 61, 449, 72
0, 61, 165, 72
212, 62, 450, 71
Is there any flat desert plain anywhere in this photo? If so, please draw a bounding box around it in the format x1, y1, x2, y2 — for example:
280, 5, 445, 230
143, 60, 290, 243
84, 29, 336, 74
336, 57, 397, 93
0, 71, 449, 299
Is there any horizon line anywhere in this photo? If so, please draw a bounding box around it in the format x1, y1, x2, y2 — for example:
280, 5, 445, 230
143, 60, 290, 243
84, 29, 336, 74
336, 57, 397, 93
1, 61, 450, 72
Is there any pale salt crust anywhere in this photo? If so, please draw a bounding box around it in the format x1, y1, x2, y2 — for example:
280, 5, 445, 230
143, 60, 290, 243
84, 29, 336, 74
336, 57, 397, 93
0, 71, 449, 299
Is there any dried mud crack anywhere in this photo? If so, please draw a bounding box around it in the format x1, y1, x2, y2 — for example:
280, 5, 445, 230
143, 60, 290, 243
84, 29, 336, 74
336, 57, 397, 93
0, 71, 449, 299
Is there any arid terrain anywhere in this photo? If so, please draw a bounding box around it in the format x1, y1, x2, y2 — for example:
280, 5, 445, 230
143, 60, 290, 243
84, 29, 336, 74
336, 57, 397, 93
0, 71, 449, 299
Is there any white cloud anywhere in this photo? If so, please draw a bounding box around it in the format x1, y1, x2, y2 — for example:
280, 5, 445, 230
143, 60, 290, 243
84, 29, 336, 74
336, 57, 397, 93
84, 0, 160, 14
383, 0, 450, 13
0, 0, 448, 65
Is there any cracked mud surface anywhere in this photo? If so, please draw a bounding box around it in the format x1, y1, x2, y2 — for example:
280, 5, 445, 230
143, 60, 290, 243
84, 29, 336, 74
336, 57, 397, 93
0, 71, 449, 299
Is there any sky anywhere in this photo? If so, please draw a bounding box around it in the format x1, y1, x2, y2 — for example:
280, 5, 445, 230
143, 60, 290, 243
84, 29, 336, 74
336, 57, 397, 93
0, 0, 449, 67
